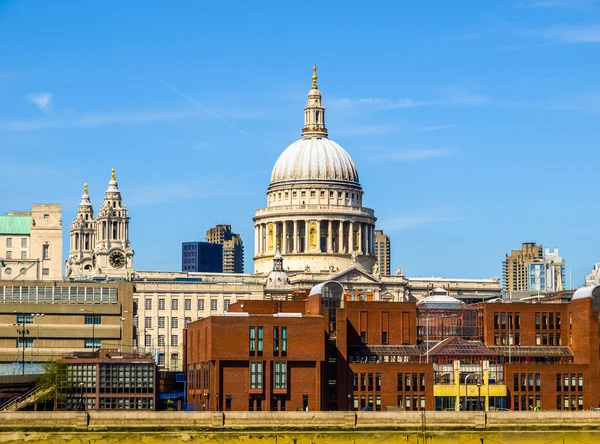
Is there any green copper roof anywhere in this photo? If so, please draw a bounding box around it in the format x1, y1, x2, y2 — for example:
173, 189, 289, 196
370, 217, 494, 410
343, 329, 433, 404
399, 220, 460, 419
0, 215, 31, 235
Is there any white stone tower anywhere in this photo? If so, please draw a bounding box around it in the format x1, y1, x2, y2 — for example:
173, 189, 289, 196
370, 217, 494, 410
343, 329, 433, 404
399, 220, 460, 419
253, 66, 377, 274
68, 183, 96, 277
93, 168, 134, 278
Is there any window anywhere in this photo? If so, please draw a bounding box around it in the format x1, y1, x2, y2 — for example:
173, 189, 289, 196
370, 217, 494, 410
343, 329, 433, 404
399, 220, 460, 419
274, 362, 287, 389
16, 314, 33, 324
158, 316, 165, 328
549, 313, 554, 329
171, 299, 179, 310
6, 251, 12, 259
515, 312, 521, 329
535, 373, 541, 391
144, 334, 152, 347
158, 299, 165, 310
536, 333, 541, 345
4, 267, 12, 275
16, 338, 34, 348
368, 373, 373, 391
171, 335, 178, 346
185, 299, 191, 310
133, 316, 138, 328
249, 327, 257, 356
257, 326, 263, 354
578, 374, 583, 391
145, 317, 152, 328
281, 327, 287, 355
210, 299, 218, 311
42, 245, 49, 260
21, 238, 27, 248
43, 214, 49, 219
145, 299, 152, 310
224, 299, 230, 310
84, 314, 101, 325
382, 331, 388, 344
542, 313, 548, 330
198, 299, 205, 310
5, 238, 12, 248
501, 313, 506, 329
20, 251, 26, 259
360, 373, 366, 391
42, 268, 49, 276
158, 335, 165, 346
250, 362, 263, 389
535, 313, 540, 330
556, 312, 561, 329
376, 373, 381, 391
353, 373, 359, 391
185, 317, 192, 327
84, 339, 101, 348
273, 327, 279, 354
420, 373, 425, 391
172, 317, 178, 329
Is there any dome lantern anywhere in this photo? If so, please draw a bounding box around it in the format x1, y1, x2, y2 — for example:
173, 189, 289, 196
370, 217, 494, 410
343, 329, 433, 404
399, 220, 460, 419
301, 64, 328, 139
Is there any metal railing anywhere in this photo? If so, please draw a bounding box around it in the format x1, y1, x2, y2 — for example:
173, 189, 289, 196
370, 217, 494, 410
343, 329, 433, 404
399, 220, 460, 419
0, 383, 50, 412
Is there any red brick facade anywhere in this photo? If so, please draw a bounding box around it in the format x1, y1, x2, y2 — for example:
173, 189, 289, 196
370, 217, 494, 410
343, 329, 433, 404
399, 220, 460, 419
185, 293, 600, 411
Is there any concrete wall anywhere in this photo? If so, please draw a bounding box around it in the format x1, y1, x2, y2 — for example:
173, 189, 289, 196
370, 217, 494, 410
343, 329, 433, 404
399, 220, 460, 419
2, 411, 600, 431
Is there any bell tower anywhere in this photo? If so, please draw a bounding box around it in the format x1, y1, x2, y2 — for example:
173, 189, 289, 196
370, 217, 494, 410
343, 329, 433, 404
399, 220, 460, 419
93, 168, 134, 278
68, 183, 96, 277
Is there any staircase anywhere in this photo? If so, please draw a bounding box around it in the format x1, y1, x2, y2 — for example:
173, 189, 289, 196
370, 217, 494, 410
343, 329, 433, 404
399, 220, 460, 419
0, 384, 52, 412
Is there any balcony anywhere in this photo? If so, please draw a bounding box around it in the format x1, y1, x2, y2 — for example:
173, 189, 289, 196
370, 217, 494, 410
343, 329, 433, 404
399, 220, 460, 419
255, 204, 375, 218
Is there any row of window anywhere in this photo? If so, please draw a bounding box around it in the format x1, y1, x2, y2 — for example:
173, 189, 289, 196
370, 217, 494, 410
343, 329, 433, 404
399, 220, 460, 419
556, 373, 583, 392
140, 298, 226, 312
249, 326, 288, 356
493, 332, 521, 345
249, 361, 288, 390
3, 267, 50, 276
98, 397, 154, 410
493, 312, 521, 330
557, 395, 584, 410
535, 332, 562, 346
142, 316, 191, 329
5, 238, 28, 248
352, 394, 385, 411
3, 251, 28, 259
513, 395, 541, 411
398, 373, 426, 392
353, 372, 382, 392
512, 373, 541, 392
17, 338, 104, 348
535, 312, 563, 330
271, 190, 358, 201
144, 334, 179, 347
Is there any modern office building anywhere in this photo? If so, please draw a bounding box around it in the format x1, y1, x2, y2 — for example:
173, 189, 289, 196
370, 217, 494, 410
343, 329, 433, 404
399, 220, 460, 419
0, 280, 134, 367
527, 248, 566, 292
186, 284, 600, 412
205, 224, 244, 273
374, 230, 391, 276
502, 242, 543, 291
0, 204, 62, 281
60, 353, 157, 410
181, 242, 223, 273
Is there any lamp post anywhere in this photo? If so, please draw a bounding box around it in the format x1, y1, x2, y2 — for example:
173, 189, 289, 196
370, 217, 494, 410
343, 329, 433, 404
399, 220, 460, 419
13, 314, 30, 375
80, 308, 96, 352
33, 313, 44, 362
477, 381, 482, 411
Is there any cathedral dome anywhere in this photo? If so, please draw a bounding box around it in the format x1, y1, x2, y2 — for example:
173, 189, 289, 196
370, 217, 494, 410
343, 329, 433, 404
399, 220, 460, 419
270, 137, 359, 187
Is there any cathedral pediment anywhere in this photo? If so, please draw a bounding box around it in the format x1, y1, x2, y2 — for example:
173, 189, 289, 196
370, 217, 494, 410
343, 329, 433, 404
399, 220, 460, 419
328, 266, 381, 284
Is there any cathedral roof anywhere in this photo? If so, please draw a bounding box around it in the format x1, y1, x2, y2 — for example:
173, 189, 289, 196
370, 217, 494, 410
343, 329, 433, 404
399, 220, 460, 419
269, 66, 360, 188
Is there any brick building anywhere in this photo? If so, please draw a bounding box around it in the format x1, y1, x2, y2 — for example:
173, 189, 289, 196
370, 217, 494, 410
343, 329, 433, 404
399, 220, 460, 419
185, 284, 600, 411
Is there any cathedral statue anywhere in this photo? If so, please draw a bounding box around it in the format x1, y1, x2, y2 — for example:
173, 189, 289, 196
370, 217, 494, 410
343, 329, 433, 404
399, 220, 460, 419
372, 262, 380, 275
64, 260, 72, 278
395, 267, 403, 276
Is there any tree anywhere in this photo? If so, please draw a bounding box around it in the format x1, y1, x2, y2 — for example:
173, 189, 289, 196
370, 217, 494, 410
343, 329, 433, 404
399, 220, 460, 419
37, 361, 71, 411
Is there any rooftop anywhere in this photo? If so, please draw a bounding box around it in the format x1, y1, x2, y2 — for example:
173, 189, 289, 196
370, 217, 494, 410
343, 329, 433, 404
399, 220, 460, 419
0, 214, 31, 235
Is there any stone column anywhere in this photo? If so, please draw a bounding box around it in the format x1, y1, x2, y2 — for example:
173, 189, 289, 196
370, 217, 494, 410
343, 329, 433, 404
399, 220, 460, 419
358, 223, 363, 254
349, 221, 354, 253
304, 220, 309, 252
338, 221, 344, 253
273, 222, 278, 252
327, 220, 333, 253
254, 225, 259, 256
316, 220, 321, 252
282, 221, 287, 254
293, 220, 298, 253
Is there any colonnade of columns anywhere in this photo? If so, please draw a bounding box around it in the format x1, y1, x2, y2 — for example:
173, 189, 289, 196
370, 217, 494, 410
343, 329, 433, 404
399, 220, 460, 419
254, 220, 375, 257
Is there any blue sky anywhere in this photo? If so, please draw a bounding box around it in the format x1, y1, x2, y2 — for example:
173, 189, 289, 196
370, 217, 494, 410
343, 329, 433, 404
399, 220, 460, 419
1, 0, 599, 286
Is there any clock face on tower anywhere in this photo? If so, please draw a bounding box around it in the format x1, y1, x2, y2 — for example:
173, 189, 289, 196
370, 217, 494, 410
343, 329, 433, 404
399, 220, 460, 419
109, 251, 126, 269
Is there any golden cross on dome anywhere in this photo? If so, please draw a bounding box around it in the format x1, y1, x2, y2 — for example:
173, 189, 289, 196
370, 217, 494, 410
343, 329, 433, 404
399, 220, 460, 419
312, 64, 318, 89
111, 168, 116, 180
83, 183, 88, 194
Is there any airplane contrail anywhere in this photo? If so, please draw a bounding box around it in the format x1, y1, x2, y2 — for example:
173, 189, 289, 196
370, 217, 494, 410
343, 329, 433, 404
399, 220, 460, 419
156, 76, 250, 136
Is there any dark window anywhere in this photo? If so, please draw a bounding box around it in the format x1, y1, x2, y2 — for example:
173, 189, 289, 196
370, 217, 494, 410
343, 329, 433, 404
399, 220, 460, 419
556, 374, 562, 392
557, 395, 562, 410
281, 327, 287, 356
257, 327, 263, 355
514, 395, 519, 411
515, 312, 521, 329
84, 314, 101, 325
273, 327, 279, 355
368, 373, 373, 391
535, 313, 540, 329
508, 312, 513, 330
420, 373, 425, 391
542, 313, 548, 330
397, 373, 403, 391
250, 362, 263, 389
494, 312, 499, 329
249, 327, 255, 355
381, 331, 388, 344
535, 374, 541, 392
375, 373, 381, 391
360, 331, 367, 343
556, 313, 561, 329
353, 373, 358, 391
360, 373, 366, 391
514, 373, 519, 392
274, 362, 287, 390
501, 313, 506, 329
549, 313, 554, 329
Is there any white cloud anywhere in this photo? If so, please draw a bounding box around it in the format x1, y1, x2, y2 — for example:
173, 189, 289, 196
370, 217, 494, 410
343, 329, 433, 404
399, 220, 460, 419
329, 95, 488, 110
381, 148, 453, 161
414, 125, 456, 132
378, 207, 465, 231
531, 25, 600, 43
27, 92, 53, 113
0, 109, 198, 131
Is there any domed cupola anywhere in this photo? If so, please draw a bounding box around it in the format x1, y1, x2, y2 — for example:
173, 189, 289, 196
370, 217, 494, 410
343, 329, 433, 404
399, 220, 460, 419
269, 65, 360, 190
254, 66, 377, 275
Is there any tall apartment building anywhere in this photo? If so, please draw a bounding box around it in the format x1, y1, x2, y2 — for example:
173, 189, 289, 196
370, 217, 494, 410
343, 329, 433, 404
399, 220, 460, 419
181, 242, 223, 272
205, 224, 244, 273
0, 204, 62, 281
374, 230, 391, 276
502, 242, 543, 291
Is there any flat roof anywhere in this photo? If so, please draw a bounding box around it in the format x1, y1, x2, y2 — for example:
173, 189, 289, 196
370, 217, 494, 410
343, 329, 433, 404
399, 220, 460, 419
0, 215, 31, 235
